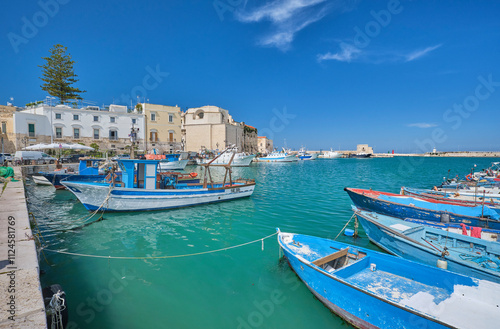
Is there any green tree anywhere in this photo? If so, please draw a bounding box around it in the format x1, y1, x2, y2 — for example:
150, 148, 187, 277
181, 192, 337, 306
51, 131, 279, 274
39, 44, 86, 104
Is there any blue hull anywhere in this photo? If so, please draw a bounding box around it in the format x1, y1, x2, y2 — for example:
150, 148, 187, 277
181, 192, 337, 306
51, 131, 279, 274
39, 173, 106, 189
278, 230, 500, 329
345, 188, 500, 230
355, 211, 500, 283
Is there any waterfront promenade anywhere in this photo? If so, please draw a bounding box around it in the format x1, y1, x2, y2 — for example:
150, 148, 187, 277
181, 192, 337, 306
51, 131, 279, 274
0, 167, 46, 328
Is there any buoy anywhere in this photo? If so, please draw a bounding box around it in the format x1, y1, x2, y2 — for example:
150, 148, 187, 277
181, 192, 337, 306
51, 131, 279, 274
344, 229, 355, 237
437, 258, 448, 270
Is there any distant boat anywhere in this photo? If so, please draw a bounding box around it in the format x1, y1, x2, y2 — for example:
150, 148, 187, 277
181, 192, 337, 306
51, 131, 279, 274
258, 149, 297, 162
318, 149, 341, 159
296, 147, 318, 160
158, 154, 189, 171
38, 158, 108, 189
345, 187, 500, 230
354, 209, 500, 283
62, 158, 255, 212
348, 152, 371, 158
196, 147, 256, 167
277, 228, 500, 329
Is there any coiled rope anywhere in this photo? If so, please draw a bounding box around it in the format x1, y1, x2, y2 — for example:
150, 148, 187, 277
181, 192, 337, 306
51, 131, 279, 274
42, 232, 278, 260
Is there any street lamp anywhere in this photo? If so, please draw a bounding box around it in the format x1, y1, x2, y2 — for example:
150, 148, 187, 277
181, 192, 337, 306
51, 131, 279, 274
46, 96, 56, 143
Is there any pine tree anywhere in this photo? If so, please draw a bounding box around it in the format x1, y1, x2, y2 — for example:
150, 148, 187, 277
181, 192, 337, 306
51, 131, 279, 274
39, 44, 85, 104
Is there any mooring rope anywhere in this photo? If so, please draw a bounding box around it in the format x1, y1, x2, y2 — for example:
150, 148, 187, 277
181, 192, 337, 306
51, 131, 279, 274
334, 213, 355, 240
42, 232, 278, 260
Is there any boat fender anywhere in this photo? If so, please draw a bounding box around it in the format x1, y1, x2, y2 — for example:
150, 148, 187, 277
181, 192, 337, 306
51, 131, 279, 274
437, 258, 448, 270
466, 174, 473, 181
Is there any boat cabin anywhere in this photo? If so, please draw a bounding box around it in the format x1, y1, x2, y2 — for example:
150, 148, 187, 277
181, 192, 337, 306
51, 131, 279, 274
78, 158, 105, 175
118, 159, 160, 189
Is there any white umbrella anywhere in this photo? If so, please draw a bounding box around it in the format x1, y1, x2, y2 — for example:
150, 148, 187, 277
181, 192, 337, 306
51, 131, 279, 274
23, 142, 94, 151
68, 144, 94, 151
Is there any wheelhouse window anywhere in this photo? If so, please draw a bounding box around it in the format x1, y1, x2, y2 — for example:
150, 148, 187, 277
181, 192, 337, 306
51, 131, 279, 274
55, 127, 62, 138
93, 129, 99, 139
73, 128, 80, 139
28, 123, 35, 137
109, 130, 118, 140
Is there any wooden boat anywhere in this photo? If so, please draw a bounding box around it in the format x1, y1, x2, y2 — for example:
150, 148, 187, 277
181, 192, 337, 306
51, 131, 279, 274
401, 186, 500, 213
297, 147, 318, 160
354, 209, 500, 283
277, 229, 500, 329
38, 158, 106, 189
345, 187, 500, 230
62, 153, 255, 211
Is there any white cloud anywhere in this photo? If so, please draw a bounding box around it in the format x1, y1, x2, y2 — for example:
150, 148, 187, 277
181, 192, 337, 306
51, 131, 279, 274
317, 43, 361, 62
318, 43, 443, 64
405, 44, 442, 62
407, 123, 438, 128
236, 0, 358, 51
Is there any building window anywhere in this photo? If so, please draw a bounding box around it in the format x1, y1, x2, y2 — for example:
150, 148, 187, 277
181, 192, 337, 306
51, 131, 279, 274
110, 117, 116, 123
93, 129, 99, 139
1, 122, 6, 134
93, 116, 99, 122
132, 118, 136, 124
109, 130, 118, 140
150, 112, 156, 121
28, 123, 35, 137
73, 128, 80, 139
55, 127, 62, 139
73, 114, 79, 121
55, 113, 61, 119
150, 131, 158, 142
197, 112, 204, 119
168, 114, 174, 123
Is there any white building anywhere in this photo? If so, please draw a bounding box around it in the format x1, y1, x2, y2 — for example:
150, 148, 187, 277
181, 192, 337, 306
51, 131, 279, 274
15, 104, 145, 152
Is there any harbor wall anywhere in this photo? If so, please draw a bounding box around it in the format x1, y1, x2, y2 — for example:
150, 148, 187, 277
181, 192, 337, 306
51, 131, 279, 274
0, 167, 46, 328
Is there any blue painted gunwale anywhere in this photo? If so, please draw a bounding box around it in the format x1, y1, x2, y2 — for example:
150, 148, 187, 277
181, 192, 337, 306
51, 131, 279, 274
354, 210, 500, 283
345, 187, 500, 230
277, 230, 488, 329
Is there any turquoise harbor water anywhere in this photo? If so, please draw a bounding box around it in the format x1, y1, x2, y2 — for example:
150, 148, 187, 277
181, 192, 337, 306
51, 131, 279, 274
27, 157, 498, 329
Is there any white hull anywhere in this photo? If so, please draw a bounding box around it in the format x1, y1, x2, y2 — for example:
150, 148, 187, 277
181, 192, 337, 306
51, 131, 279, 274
32, 175, 53, 186
158, 159, 189, 171
258, 154, 298, 162
62, 181, 255, 211
319, 152, 341, 159
197, 154, 256, 167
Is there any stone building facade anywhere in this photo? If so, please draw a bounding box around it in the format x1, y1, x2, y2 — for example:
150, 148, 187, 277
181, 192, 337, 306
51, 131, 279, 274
182, 106, 244, 152
243, 125, 258, 154
142, 103, 182, 153
0, 105, 18, 153
257, 136, 273, 154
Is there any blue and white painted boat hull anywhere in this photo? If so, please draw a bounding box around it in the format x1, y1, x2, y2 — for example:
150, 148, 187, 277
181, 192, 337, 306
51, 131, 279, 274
62, 181, 255, 211
258, 155, 298, 162
278, 230, 500, 329
354, 210, 500, 283
345, 187, 500, 230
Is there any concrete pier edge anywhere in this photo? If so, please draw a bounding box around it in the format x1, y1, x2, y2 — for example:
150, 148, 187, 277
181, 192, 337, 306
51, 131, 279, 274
0, 167, 46, 328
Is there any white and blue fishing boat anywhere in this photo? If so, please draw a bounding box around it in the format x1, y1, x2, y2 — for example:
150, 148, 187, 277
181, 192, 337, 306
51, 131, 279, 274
296, 147, 318, 160
345, 187, 500, 230
277, 229, 500, 329
258, 148, 297, 162
62, 158, 255, 212
354, 209, 500, 283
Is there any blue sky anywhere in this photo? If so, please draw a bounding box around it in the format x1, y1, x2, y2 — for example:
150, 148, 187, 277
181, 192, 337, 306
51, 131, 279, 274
2, 0, 500, 152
